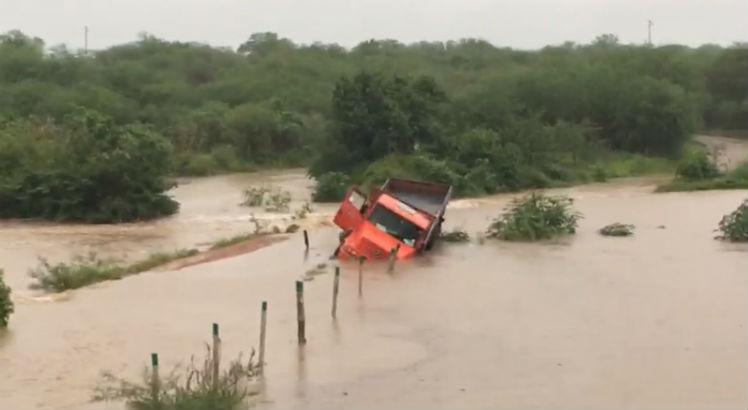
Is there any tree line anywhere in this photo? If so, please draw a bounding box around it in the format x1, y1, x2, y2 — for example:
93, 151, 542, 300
0, 30, 746, 220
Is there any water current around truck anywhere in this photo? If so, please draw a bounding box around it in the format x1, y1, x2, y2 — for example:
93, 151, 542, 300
1, 138, 747, 410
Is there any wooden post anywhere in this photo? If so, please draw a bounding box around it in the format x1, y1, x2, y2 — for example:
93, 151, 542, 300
296, 281, 306, 344
258, 301, 267, 375
150, 353, 160, 401
303, 230, 309, 250
332, 266, 340, 318
358, 256, 365, 297
387, 245, 400, 273
212, 323, 221, 389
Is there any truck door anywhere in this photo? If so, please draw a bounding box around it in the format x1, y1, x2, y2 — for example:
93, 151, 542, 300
333, 187, 367, 232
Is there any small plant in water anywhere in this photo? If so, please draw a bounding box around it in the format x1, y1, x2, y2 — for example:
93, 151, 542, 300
94, 345, 259, 410
717, 199, 748, 242
599, 223, 635, 237
0, 269, 13, 327
294, 202, 314, 219
487, 193, 581, 241
241, 186, 291, 213
241, 187, 271, 207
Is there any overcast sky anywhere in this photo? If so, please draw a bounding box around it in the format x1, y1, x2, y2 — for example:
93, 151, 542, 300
1, 0, 746, 50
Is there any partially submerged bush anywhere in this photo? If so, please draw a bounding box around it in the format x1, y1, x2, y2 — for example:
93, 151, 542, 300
676, 149, 721, 181
599, 223, 635, 237
717, 199, 748, 242
29, 253, 125, 292
94, 345, 259, 410
487, 193, 581, 241
241, 186, 291, 212
241, 187, 271, 207
440, 229, 470, 242
312, 172, 350, 202
294, 202, 314, 219
29, 249, 199, 292
0, 269, 13, 327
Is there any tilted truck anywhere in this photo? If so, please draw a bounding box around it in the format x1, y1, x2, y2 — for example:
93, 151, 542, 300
333, 178, 452, 260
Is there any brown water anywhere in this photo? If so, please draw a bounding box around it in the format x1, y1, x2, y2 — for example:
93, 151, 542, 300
2, 157, 748, 409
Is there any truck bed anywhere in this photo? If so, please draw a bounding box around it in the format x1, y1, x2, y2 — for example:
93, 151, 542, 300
384, 179, 451, 217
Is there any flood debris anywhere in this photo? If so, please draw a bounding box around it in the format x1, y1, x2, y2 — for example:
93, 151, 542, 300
440, 229, 471, 242
599, 223, 635, 237
285, 224, 301, 234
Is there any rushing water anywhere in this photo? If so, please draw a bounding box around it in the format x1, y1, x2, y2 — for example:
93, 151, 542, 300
1, 144, 748, 409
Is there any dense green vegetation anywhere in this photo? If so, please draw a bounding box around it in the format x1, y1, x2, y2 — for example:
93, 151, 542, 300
1, 30, 746, 219
0, 269, 13, 327
0, 109, 178, 222
717, 199, 748, 242
487, 193, 581, 241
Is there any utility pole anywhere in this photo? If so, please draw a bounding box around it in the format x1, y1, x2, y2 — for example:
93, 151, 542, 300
84, 26, 89, 55
647, 20, 654, 46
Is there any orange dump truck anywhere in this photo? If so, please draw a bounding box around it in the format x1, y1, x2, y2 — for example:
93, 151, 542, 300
333, 178, 452, 260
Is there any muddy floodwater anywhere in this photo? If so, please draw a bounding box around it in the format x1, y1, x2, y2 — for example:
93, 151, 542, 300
2, 143, 748, 409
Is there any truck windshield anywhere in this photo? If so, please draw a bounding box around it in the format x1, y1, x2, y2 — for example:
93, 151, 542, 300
368, 204, 422, 247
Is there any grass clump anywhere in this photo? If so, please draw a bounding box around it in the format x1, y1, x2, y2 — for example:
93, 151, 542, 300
599, 223, 635, 237
717, 199, 748, 242
440, 229, 471, 242
209, 233, 259, 250
487, 193, 581, 241
126, 249, 199, 273
94, 345, 259, 410
0, 269, 13, 328
29, 249, 199, 292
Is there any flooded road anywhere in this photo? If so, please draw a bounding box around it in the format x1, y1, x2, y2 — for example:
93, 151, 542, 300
1, 160, 748, 409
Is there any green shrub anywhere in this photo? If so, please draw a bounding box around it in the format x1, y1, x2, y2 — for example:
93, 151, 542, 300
126, 249, 199, 273
676, 149, 721, 181
241, 186, 291, 212
29, 249, 199, 292
0, 269, 13, 327
29, 253, 125, 292
599, 223, 635, 236
487, 193, 581, 241
210, 233, 258, 250
264, 190, 291, 212
312, 172, 351, 202
94, 345, 259, 410
717, 199, 748, 242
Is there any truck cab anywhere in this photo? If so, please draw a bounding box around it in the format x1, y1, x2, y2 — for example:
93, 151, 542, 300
333, 178, 452, 260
